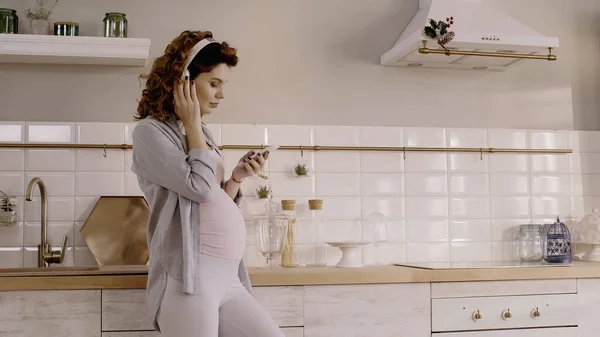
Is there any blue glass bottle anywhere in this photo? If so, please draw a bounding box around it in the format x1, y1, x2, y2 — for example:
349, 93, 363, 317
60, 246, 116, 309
546, 216, 572, 264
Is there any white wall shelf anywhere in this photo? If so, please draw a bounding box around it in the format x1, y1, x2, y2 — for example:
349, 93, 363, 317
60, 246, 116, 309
0, 34, 151, 67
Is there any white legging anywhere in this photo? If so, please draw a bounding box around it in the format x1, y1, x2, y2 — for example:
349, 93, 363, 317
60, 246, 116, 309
157, 254, 284, 337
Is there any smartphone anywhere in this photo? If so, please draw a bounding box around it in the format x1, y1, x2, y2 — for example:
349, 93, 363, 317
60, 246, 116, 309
247, 144, 279, 160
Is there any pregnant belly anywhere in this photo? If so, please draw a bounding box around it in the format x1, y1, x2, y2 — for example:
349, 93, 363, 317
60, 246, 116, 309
199, 189, 247, 260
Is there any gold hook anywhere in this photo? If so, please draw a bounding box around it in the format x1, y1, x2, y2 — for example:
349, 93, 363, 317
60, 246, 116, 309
103, 144, 107, 158
300, 145, 304, 157
403, 148, 407, 160
480, 148, 484, 160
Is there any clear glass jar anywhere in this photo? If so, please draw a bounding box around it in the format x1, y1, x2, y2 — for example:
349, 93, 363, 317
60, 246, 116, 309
305, 199, 327, 267
280, 200, 299, 267
517, 224, 544, 262
252, 196, 288, 268
103, 12, 127, 38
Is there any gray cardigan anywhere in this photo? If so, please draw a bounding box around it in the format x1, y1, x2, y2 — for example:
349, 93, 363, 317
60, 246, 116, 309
130, 115, 252, 332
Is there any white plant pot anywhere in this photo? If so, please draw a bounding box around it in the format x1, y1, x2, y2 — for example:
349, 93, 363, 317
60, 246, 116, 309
30, 20, 50, 35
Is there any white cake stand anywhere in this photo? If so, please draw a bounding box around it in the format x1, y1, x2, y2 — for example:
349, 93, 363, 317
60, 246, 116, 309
326, 241, 371, 268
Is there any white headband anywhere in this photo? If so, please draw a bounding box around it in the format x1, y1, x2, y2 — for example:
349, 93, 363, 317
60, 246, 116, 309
182, 38, 220, 79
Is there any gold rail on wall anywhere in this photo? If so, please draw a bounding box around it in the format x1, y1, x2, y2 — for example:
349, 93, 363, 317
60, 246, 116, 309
418, 41, 557, 61
0, 143, 573, 155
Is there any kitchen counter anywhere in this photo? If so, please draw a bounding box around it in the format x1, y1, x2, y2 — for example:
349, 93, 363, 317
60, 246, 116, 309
1, 261, 600, 291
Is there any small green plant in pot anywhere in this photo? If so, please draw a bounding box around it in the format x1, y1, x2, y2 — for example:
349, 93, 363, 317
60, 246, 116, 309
25, 0, 59, 35
256, 185, 271, 199
294, 163, 308, 177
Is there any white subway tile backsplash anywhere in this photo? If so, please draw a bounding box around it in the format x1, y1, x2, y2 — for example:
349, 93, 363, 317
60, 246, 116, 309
404, 127, 445, 147
531, 175, 570, 195
490, 174, 530, 195
450, 220, 491, 242
406, 220, 449, 243
24, 197, 74, 222
491, 196, 531, 218
0, 172, 24, 196
314, 125, 358, 146
404, 153, 447, 172
530, 154, 570, 174
489, 154, 529, 173
75, 172, 124, 196
25, 149, 75, 172
404, 173, 447, 196
449, 174, 489, 195
448, 154, 488, 173
0, 121, 597, 266
24, 172, 74, 197
447, 128, 487, 148
488, 129, 528, 149
361, 197, 405, 220
405, 197, 448, 219
0, 122, 25, 143
27, 122, 75, 143
450, 242, 491, 262
0, 248, 23, 268
0, 223, 23, 246
358, 126, 403, 147
76, 122, 124, 144
315, 151, 359, 172
76, 149, 124, 172
360, 173, 404, 195
0, 150, 24, 171
407, 243, 449, 263
268, 125, 314, 146
529, 130, 569, 149
450, 197, 490, 219
315, 173, 359, 196
360, 152, 403, 173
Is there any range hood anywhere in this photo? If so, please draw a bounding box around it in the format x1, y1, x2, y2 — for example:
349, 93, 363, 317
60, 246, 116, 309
380, 0, 559, 71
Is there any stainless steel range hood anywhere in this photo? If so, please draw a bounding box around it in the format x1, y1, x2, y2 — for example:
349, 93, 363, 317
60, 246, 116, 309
380, 0, 559, 71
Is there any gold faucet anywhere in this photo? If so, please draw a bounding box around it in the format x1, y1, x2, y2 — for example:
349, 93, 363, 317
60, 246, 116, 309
25, 177, 68, 267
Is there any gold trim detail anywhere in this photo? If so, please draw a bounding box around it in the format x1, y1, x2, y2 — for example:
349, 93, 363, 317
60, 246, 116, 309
0, 143, 572, 154
418, 40, 557, 61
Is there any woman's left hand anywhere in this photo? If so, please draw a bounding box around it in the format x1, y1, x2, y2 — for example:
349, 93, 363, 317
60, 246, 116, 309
231, 150, 269, 182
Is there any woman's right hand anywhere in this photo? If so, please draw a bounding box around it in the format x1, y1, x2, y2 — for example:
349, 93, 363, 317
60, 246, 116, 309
173, 77, 201, 128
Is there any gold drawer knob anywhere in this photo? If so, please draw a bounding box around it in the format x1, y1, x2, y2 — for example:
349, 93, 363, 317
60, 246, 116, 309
472, 310, 483, 321
532, 308, 541, 318
502, 309, 512, 320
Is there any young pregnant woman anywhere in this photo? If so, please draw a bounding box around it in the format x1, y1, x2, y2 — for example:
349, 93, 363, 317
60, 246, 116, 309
131, 30, 284, 337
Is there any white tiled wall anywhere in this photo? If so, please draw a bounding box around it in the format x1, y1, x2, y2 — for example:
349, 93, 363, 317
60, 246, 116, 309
0, 121, 598, 268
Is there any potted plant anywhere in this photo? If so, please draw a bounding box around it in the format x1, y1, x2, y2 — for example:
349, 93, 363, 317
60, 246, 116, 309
293, 163, 308, 177
25, 0, 59, 35
256, 185, 271, 199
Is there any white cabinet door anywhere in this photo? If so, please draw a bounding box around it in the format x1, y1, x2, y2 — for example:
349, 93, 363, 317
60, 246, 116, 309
433, 326, 578, 336
0, 290, 101, 337
102, 289, 154, 331
577, 278, 600, 337
304, 283, 430, 337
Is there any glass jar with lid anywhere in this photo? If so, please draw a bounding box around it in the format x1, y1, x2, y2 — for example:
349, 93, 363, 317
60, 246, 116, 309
253, 196, 289, 268
517, 224, 544, 262
0, 8, 18, 34
103, 12, 128, 38
280, 199, 299, 267
305, 199, 327, 267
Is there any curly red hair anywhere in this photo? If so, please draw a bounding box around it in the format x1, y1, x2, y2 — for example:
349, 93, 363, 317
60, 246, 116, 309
134, 30, 239, 121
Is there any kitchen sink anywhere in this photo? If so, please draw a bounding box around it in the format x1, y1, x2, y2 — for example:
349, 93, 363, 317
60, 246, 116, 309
0, 266, 100, 274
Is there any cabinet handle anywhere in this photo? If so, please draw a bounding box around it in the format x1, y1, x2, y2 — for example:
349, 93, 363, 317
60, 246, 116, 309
532, 307, 541, 318
502, 309, 512, 320
472, 310, 483, 321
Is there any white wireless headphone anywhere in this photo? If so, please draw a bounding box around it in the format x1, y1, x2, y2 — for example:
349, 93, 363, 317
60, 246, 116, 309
182, 37, 220, 79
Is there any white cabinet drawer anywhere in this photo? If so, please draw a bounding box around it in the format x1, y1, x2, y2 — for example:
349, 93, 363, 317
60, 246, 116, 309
432, 293, 577, 332
432, 326, 578, 336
